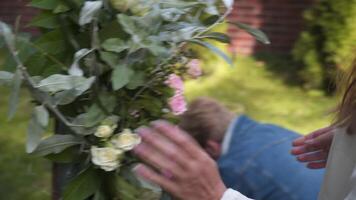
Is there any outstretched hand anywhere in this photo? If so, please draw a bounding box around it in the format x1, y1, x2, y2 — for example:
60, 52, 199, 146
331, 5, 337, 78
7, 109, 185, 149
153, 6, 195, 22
133, 120, 227, 200
291, 126, 335, 169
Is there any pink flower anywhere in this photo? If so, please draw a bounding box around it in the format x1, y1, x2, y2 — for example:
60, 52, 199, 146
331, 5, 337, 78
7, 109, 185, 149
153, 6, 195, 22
168, 94, 187, 115
165, 74, 184, 93
187, 59, 202, 78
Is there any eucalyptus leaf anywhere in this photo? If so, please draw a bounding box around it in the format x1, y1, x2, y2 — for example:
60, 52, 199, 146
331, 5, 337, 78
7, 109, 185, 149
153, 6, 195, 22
37, 75, 95, 93
68, 49, 91, 76
127, 72, 146, 90
34, 105, 49, 127
229, 22, 271, 45
45, 147, 79, 163
29, 0, 60, 10
223, 0, 234, 9
26, 105, 50, 153
0, 21, 15, 50
63, 167, 100, 200
31, 135, 83, 156
0, 71, 14, 85
102, 38, 129, 53
53, 3, 71, 13
8, 70, 22, 120
111, 64, 134, 90
54, 89, 81, 105
200, 32, 231, 43
93, 189, 106, 200
189, 39, 233, 66
29, 11, 59, 29
117, 14, 145, 43
79, 1, 103, 26
100, 51, 118, 68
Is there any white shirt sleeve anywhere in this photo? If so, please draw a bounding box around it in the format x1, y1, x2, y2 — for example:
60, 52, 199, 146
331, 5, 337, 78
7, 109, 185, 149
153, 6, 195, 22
221, 189, 254, 200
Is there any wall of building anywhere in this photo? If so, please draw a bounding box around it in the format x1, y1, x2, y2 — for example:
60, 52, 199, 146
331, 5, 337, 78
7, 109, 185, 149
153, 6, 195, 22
228, 0, 314, 55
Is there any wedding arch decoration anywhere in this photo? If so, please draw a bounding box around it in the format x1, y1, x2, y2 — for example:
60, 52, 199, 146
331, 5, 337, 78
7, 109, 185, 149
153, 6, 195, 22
0, 0, 269, 199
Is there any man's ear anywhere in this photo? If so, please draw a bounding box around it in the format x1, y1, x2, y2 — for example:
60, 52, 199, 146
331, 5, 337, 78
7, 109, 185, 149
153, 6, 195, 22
204, 139, 222, 160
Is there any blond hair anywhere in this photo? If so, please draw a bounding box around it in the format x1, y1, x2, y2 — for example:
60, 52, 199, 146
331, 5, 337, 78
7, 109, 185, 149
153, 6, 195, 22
335, 58, 356, 133
179, 97, 235, 147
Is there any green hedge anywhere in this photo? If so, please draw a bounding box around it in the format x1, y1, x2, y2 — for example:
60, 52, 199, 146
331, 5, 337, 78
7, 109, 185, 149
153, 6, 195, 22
293, 0, 356, 93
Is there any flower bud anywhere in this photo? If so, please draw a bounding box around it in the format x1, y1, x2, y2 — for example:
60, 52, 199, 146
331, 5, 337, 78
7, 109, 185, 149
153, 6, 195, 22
91, 146, 123, 171
95, 125, 114, 138
111, 129, 142, 151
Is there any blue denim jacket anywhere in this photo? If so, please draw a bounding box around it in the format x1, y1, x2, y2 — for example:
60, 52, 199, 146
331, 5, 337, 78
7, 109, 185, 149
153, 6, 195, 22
218, 116, 324, 200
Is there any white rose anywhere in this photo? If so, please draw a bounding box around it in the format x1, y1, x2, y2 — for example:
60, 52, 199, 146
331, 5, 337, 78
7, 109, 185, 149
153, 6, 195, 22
95, 125, 114, 138
91, 146, 123, 171
111, 129, 142, 151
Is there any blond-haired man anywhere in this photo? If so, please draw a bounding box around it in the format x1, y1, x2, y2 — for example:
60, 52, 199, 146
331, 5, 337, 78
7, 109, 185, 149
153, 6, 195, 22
133, 98, 324, 200
178, 97, 324, 200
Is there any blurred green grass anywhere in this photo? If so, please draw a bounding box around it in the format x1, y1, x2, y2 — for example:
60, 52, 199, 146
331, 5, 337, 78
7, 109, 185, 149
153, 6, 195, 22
0, 88, 51, 200
0, 54, 337, 199
186, 56, 337, 134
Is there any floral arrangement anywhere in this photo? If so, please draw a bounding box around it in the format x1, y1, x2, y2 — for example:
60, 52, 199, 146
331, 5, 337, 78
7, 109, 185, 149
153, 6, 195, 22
0, 0, 269, 199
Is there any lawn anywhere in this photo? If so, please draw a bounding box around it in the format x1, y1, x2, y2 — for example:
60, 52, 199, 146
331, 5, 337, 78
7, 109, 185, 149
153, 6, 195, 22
185, 55, 337, 134
0, 54, 337, 199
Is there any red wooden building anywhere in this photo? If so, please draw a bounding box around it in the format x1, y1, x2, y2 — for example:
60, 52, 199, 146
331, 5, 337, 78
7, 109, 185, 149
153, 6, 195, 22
0, 0, 313, 55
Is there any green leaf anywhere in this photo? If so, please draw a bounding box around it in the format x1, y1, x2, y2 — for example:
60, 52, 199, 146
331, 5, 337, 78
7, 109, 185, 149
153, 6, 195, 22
189, 39, 233, 66
0, 21, 15, 50
34, 105, 49, 127
117, 14, 138, 37
29, 11, 59, 29
63, 167, 100, 200
93, 189, 106, 200
53, 3, 71, 13
54, 89, 81, 105
26, 112, 46, 153
223, 0, 234, 9
79, 1, 103, 26
33, 30, 67, 54
127, 71, 146, 90
229, 22, 270, 45
45, 147, 79, 163
8, 70, 22, 120
0, 71, 14, 85
100, 51, 118, 68
31, 135, 83, 156
73, 104, 106, 128
101, 115, 120, 127
29, 0, 60, 10
111, 64, 134, 90
37, 75, 95, 93
102, 38, 129, 53
200, 32, 231, 43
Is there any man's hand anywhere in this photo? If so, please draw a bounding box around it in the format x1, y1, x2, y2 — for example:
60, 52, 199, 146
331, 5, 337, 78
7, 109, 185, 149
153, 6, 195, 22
133, 120, 227, 200
291, 126, 335, 169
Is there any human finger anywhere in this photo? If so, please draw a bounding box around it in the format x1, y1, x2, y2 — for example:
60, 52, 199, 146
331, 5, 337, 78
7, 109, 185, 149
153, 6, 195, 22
296, 151, 328, 163
136, 127, 188, 170
307, 161, 327, 169
151, 120, 205, 159
304, 131, 334, 152
133, 164, 177, 194
133, 142, 184, 177
291, 145, 309, 156
292, 126, 333, 147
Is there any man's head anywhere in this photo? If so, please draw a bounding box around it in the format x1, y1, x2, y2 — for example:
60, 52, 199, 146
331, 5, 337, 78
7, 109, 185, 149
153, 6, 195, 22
179, 97, 235, 159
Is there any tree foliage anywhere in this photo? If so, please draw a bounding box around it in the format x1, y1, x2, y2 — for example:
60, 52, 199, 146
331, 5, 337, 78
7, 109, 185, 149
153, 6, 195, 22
293, 0, 356, 93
